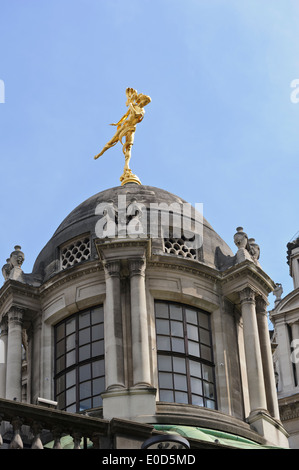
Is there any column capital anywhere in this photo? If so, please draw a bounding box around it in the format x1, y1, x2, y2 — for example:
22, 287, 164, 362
7, 307, 24, 326
129, 258, 146, 277
255, 295, 269, 316
103, 260, 121, 278
239, 287, 255, 304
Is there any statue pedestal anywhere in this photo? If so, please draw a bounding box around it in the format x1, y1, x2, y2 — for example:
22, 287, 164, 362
120, 169, 141, 186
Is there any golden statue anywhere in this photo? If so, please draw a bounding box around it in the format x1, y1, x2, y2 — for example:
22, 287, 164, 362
94, 88, 151, 185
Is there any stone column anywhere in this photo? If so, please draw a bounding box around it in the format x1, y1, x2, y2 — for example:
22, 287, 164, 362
239, 288, 267, 414
291, 321, 299, 387
256, 296, 280, 419
6, 307, 24, 401
0, 317, 8, 398
31, 314, 42, 404
129, 258, 151, 387
103, 260, 125, 390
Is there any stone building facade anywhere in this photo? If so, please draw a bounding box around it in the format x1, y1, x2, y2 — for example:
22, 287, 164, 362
0, 183, 289, 449
270, 236, 299, 448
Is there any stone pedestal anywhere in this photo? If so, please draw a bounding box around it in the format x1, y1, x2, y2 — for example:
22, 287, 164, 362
102, 387, 156, 420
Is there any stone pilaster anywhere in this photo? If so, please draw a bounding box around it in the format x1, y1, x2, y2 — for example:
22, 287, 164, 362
6, 307, 24, 401
103, 260, 125, 390
239, 287, 267, 415
256, 295, 280, 419
129, 258, 151, 387
0, 317, 8, 398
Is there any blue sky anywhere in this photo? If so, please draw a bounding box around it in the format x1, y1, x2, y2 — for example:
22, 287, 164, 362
0, 0, 298, 309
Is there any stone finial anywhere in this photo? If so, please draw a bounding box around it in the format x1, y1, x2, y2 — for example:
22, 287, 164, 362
10, 245, 25, 268
233, 227, 252, 264
2, 245, 25, 282
233, 227, 248, 249
2, 258, 12, 281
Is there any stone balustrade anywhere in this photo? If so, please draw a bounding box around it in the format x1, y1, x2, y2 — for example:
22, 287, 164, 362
0, 398, 153, 449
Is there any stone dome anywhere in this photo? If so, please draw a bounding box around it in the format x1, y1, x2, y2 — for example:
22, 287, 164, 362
32, 184, 235, 282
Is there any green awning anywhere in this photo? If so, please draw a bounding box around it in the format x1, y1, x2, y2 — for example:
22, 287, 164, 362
153, 425, 285, 449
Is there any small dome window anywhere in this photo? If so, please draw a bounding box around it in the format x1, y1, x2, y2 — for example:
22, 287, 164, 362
60, 235, 91, 270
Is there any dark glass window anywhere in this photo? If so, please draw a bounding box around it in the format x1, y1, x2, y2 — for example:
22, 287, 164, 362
54, 306, 105, 412
155, 301, 216, 409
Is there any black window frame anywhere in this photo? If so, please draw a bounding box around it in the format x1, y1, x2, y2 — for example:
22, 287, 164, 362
54, 305, 105, 412
155, 300, 217, 409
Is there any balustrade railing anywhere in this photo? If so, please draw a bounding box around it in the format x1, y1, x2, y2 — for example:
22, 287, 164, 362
0, 397, 112, 449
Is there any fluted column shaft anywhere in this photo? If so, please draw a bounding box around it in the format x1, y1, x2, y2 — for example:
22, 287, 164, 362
6, 308, 24, 401
256, 296, 280, 419
240, 288, 267, 414
129, 258, 151, 387
103, 260, 125, 390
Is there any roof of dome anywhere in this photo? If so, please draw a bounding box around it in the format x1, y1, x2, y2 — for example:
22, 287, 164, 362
32, 184, 235, 282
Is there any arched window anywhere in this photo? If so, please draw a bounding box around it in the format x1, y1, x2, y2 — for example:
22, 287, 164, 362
54, 306, 105, 412
155, 301, 216, 409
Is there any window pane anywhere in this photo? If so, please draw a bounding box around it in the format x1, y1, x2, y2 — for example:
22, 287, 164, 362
192, 394, 204, 406
185, 308, 197, 325
171, 338, 185, 353
173, 357, 186, 374
79, 328, 90, 345
189, 360, 201, 378
80, 381, 91, 399
205, 399, 216, 409
66, 318, 75, 335
56, 323, 65, 341
79, 311, 90, 329
93, 395, 103, 407
157, 336, 171, 350
91, 307, 104, 324
191, 377, 202, 395
92, 324, 104, 341
170, 320, 183, 337
80, 399, 92, 411
174, 391, 188, 404
79, 344, 90, 361
158, 355, 172, 372
200, 328, 211, 345
159, 372, 173, 388
66, 333, 75, 351
188, 340, 200, 357
155, 303, 169, 318
201, 345, 212, 361
66, 350, 76, 368
92, 340, 104, 357
93, 377, 105, 394
56, 356, 65, 374
159, 390, 174, 402
169, 304, 182, 320
202, 364, 214, 382
66, 386, 76, 405
56, 375, 65, 394
57, 392, 65, 409
79, 363, 91, 382
203, 381, 215, 399
66, 369, 76, 388
187, 324, 199, 342
56, 339, 65, 357
156, 319, 170, 335
92, 359, 105, 377
198, 312, 209, 329
174, 374, 187, 391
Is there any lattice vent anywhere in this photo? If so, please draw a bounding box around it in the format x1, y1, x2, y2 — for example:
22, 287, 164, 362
164, 236, 197, 259
61, 236, 91, 270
